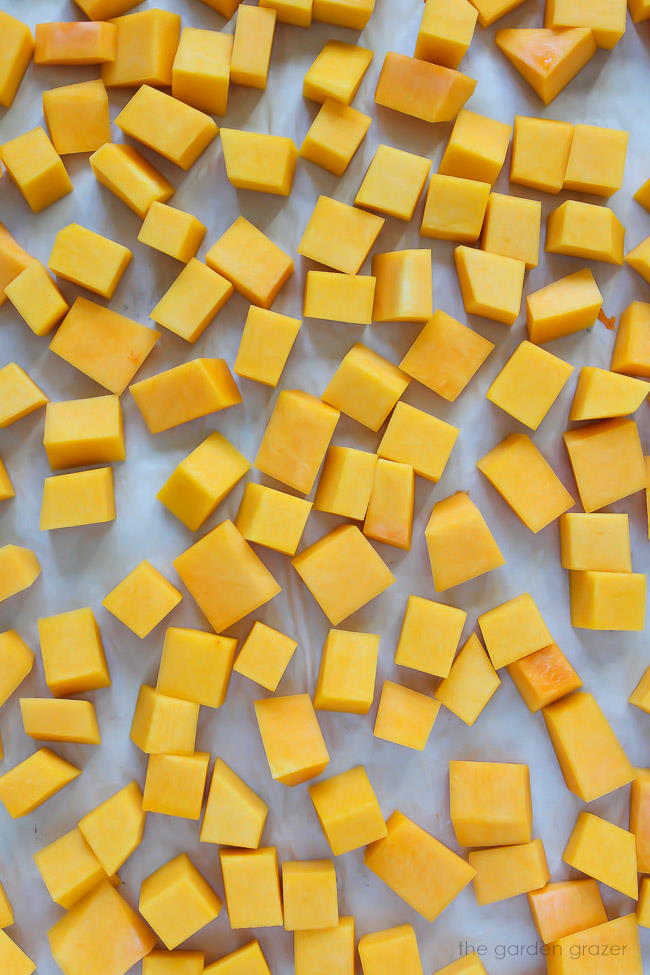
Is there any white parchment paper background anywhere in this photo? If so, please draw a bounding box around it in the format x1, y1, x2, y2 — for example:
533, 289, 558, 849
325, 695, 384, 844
0, 0, 648, 971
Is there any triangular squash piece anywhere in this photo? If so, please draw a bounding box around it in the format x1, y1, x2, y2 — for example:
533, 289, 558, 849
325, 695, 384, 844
570, 367, 650, 421
495, 27, 596, 104
626, 236, 650, 285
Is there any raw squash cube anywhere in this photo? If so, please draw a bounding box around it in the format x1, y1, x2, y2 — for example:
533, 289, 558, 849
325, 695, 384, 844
233, 621, 297, 691
40, 468, 115, 530
38, 608, 110, 697
415, 0, 478, 68
206, 216, 293, 307
433, 956, 487, 975
204, 943, 269, 975
495, 28, 596, 105
380, 402, 458, 481
150, 261, 233, 343
303, 41, 372, 105
421, 174, 490, 242
375, 52, 476, 124
75, 0, 144, 17
255, 390, 339, 494
0, 546, 41, 603
292, 525, 395, 625
546, 200, 625, 264
570, 570, 646, 631
546, 915, 641, 974
373, 681, 440, 751
143, 753, 210, 820
34, 827, 106, 910
526, 269, 603, 344
43, 395, 121, 473
486, 340, 573, 430
157, 627, 237, 708
0, 631, 34, 707
425, 492, 505, 591
220, 129, 297, 196
371, 250, 432, 323
5, 262, 69, 336
260, 0, 313, 26
468, 0, 527, 26
630, 668, 650, 714
130, 359, 241, 434
144, 952, 205, 975
364, 459, 414, 550
35, 21, 117, 65
282, 860, 338, 931
0, 224, 35, 307
49, 224, 131, 300
313, 0, 375, 28
355, 145, 430, 221
309, 766, 386, 855
545, 0, 626, 49
481, 193, 541, 268
116, 85, 218, 170
477, 433, 574, 533
364, 811, 475, 921
630, 0, 650, 21
231, 5, 276, 89
235, 483, 312, 555
611, 301, 650, 377
564, 124, 628, 196
304, 271, 376, 325
0, 749, 80, 818
570, 368, 649, 421
455, 245, 525, 325
220, 848, 282, 928
560, 513, 631, 572
314, 446, 377, 520
469, 839, 549, 905
563, 417, 646, 512
0, 363, 47, 428
638, 880, 650, 927
0, 13, 34, 108
563, 812, 637, 898
626, 235, 650, 284
439, 110, 512, 185
196, 0, 240, 17
139, 855, 221, 951
0, 458, 14, 502
323, 344, 409, 431
200, 758, 268, 848
43, 80, 111, 155
298, 196, 384, 275
300, 99, 371, 177
102, 561, 182, 638
435, 633, 500, 726
234, 306, 301, 387
507, 643, 582, 712
314, 629, 379, 714
1, 127, 72, 212
294, 917, 355, 975
20, 698, 101, 745
400, 310, 493, 400
103, 9, 180, 88
89, 143, 174, 217
635, 178, 650, 210
478, 593, 553, 669
172, 28, 231, 116
254, 694, 329, 786
358, 925, 423, 975
630, 769, 650, 871
395, 595, 466, 678
131, 685, 199, 755
510, 115, 574, 194
449, 760, 532, 847
528, 880, 607, 944
138, 203, 206, 263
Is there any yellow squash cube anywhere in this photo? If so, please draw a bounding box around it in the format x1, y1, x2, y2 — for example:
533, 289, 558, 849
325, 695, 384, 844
449, 760, 532, 847
440, 110, 512, 184
323, 344, 409, 432
139, 203, 206, 264
639, 879, 650, 927
0, 12, 34, 108
144, 952, 205, 975
260, 0, 313, 26
478, 593, 553, 669
545, 0, 626, 49
43, 79, 111, 155
469, 839, 549, 905
571, 367, 649, 421
5, 262, 69, 336
200, 758, 268, 848
401, 310, 493, 401
40, 467, 115, 530
309, 766, 386, 855
313, 0, 374, 27
255, 390, 339, 494
546, 200, 625, 264
130, 359, 241, 434
455, 245, 525, 325
294, 916, 355, 975
526, 268, 603, 344
90, 143, 174, 218
416, 0, 478, 68
206, 216, 293, 307
0, 362, 48, 428
35, 21, 117, 65
158, 432, 249, 532
630, 769, 650, 871
304, 41, 372, 104
355, 145, 430, 221
233, 621, 297, 691
300, 99, 371, 177
358, 924, 423, 975
378, 401, 458, 482
468, 0, 527, 26
0, 749, 80, 818
560, 513, 631, 572
435, 633, 500, 726
626, 234, 650, 284
231, 5, 276, 89
564, 124, 628, 196
570, 570, 646, 631
116, 85, 217, 170
0, 546, 41, 603
102, 561, 182, 638
143, 752, 210, 820
563, 812, 637, 898
283, 860, 338, 932
364, 810, 475, 921
49, 224, 132, 300
158, 627, 237, 708
221, 129, 297, 196
140, 855, 221, 951
20, 698, 100, 745
34, 827, 106, 910
425, 491, 505, 591
234, 306, 301, 387
487, 340, 573, 430
38, 608, 110, 697
1, 127, 72, 213
630, 669, 650, 714
611, 301, 650, 377
635, 177, 650, 210
172, 28, 231, 116
255, 694, 329, 786
44, 395, 124, 471
314, 628, 379, 714
0, 458, 14, 501
495, 27, 596, 105
373, 681, 440, 751
103, 9, 180, 87
510, 115, 574, 194
395, 595, 466, 678
196, 0, 240, 17
220, 848, 283, 928
564, 417, 646, 512
314, 446, 377, 520
130, 685, 199, 755
298, 195, 384, 275
375, 52, 476, 124
528, 879, 607, 945
236, 483, 312, 555
304, 271, 376, 326
478, 433, 574, 533
151, 260, 233, 343
75, 0, 145, 18
0, 631, 34, 707
421, 174, 491, 242
0, 225, 34, 307
507, 643, 582, 712
371, 250, 432, 323
204, 942, 270, 975
364, 459, 414, 550
548, 915, 642, 974
481, 193, 541, 268
630, 0, 650, 21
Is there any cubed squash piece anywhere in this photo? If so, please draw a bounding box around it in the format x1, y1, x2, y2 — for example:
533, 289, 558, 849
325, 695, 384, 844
131, 686, 199, 756
116, 85, 218, 170
43, 80, 111, 155
546, 915, 641, 975
564, 124, 628, 196
626, 235, 650, 284
449, 760, 532, 847
206, 216, 293, 307
635, 177, 650, 209
144, 952, 205, 975
130, 359, 241, 434
255, 390, 339, 494
0, 458, 14, 502
254, 694, 329, 786
611, 301, 650, 378
102, 561, 182, 638
630, 669, 650, 714
20, 698, 101, 745
364, 459, 414, 551
34, 827, 107, 910
300, 99, 371, 177
40, 468, 115, 530
234, 306, 301, 387
526, 269, 603, 344
314, 628, 379, 714
395, 595, 466, 678
309, 766, 386, 855
231, 5, 276, 89
0, 224, 34, 307
528, 880, 607, 944
375, 52, 476, 124
196, 0, 241, 18
563, 811, 637, 898
545, 0, 626, 49
478, 593, 553, 669
495, 27, 596, 105
103, 9, 180, 88
157, 627, 237, 708
571, 367, 649, 421
172, 28, 231, 116
481, 193, 541, 268
45, 393, 125, 471
0, 363, 48, 428
313, 0, 375, 28
358, 924, 423, 975
415, 0, 478, 68
425, 492, 505, 591
507, 643, 582, 712
510, 115, 574, 194
439, 110, 511, 185
138, 203, 206, 263
563, 417, 646, 511
569, 570, 646, 631
200, 758, 268, 848
233, 621, 297, 691
139, 855, 221, 951
0, 546, 41, 602
0, 631, 34, 707
371, 250, 432, 323
283, 860, 338, 932
355, 145, 430, 221
486, 340, 573, 430
421, 174, 490, 242
38, 608, 109, 697
89, 143, 174, 218
323, 344, 409, 432
204, 943, 269, 975
0, 13, 34, 108
220, 848, 282, 928
630, 769, 650, 872
304, 271, 376, 326
0, 749, 80, 818
35, 21, 117, 65
373, 681, 440, 751
235, 483, 312, 556
5, 262, 69, 336
143, 752, 210, 820
314, 446, 377, 520
49, 224, 131, 300
303, 41, 372, 104
75, 0, 144, 16
1, 128, 72, 213
560, 513, 631, 571
435, 633, 500, 726
400, 310, 493, 400
220, 129, 297, 196
455, 245, 525, 325
151, 261, 233, 343
546, 200, 625, 264
469, 839, 549, 905
468, 0, 527, 26
260, 0, 313, 26
432, 958, 487, 975
298, 196, 383, 275
294, 917, 355, 975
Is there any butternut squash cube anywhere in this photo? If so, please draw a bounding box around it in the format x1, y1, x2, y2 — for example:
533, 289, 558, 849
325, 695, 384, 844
630, 669, 650, 714
364, 459, 414, 550
292, 525, 395, 625
299, 196, 384, 274
206, 216, 293, 307
221, 129, 297, 196
477, 433, 575, 533
255, 694, 329, 786
440, 110, 511, 185
49, 224, 131, 300
1, 127, 72, 212
231, 5, 276, 89
526, 268, 603, 344
20, 698, 101, 745
103, 561, 181, 638
455, 245, 525, 325
365, 810, 475, 921
400, 310, 493, 400
561, 513, 631, 572
294, 916, 355, 975
200, 758, 268, 848
204, 942, 269, 975
416, 0, 478, 68
570, 570, 646, 631
174, 520, 281, 633
235, 483, 312, 555
35, 21, 116, 65
0, 458, 14, 502
260, 0, 313, 26
626, 235, 650, 284
158, 432, 249, 532
314, 446, 376, 520
197, 0, 240, 18
542, 691, 634, 801
481, 193, 541, 268
630, 0, 650, 21
0, 631, 34, 707
158, 627, 237, 708
0, 546, 41, 602
510, 115, 574, 194
300, 98, 371, 176
220, 848, 283, 928
256, 390, 339, 493
44, 395, 124, 472
233, 621, 297, 691
486, 340, 573, 430
304, 41, 372, 104
130, 359, 241, 434
34, 827, 106, 910
469, 839, 549, 905
0, 13, 34, 108
138, 203, 205, 264
528, 879, 607, 944
564, 417, 646, 511
103, 9, 180, 88
130, 685, 199, 755
635, 177, 650, 210
48, 880, 154, 975
381, 391, 457, 475
546, 915, 641, 975
468, 0, 526, 26
40, 467, 116, 530
495, 28, 596, 105
355, 145, 430, 221
371, 250, 432, 323
450, 760, 532, 847
563, 811, 637, 898
0, 224, 34, 307
564, 124, 628, 196
151, 261, 233, 343
0, 749, 80, 818
478, 593, 553, 669
5, 262, 68, 336
630, 769, 650, 871
425, 491, 504, 591
309, 766, 386, 855
172, 28, 231, 116
374, 681, 440, 751
144, 952, 205, 975
507, 643, 582, 712
43, 80, 111, 155
570, 367, 649, 422
323, 344, 409, 431
304, 271, 376, 325
234, 306, 301, 387
38, 607, 110, 697
283, 860, 338, 932
314, 628, 379, 714
358, 924, 423, 975
116, 86, 218, 170
75, 0, 146, 20
90, 143, 174, 218
420, 174, 491, 242
545, 0, 626, 49
140, 855, 221, 951
395, 595, 466, 678
143, 752, 210, 820
432, 958, 487, 975
375, 52, 476, 124
638, 880, 650, 927
313, 0, 375, 27
546, 200, 625, 264
611, 301, 650, 377
435, 633, 500, 726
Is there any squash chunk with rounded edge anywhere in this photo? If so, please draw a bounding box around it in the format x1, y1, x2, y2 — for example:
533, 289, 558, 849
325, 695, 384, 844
372, 250, 432, 323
